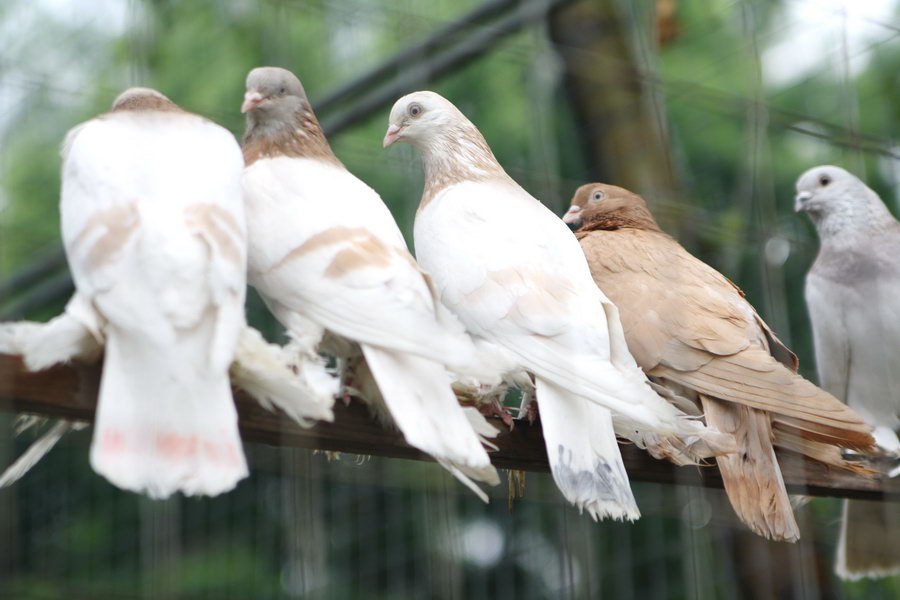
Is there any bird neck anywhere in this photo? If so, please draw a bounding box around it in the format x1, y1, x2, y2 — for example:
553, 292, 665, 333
416, 127, 508, 207
811, 195, 896, 244
242, 104, 341, 167
578, 209, 663, 234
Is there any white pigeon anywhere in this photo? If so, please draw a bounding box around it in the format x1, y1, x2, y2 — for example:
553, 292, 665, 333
239, 67, 500, 500
0, 86, 336, 487
0, 300, 336, 490
796, 165, 900, 579
384, 91, 728, 521
52, 87, 250, 498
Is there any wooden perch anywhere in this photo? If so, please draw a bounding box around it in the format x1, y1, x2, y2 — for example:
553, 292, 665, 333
0, 353, 896, 501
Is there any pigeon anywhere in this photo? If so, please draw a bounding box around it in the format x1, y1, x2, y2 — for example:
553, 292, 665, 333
384, 91, 731, 521
51, 87, 251, 497
0, 307, 336, 490
564, 182, 875, 541
239, 67, 500, 500
796, 165, 900, 578
0, 88, 337, 495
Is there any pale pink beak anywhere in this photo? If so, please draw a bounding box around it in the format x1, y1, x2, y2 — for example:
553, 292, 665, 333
562, 205, 582, 226
383, 124, 403, 148
241, 90, 265, 113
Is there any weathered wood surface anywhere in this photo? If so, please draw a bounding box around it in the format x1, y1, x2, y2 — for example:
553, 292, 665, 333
0, 353, 896, 501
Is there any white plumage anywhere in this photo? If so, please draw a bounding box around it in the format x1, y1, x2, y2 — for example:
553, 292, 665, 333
60, 90, 250, 498
240, 67, 499, 499
386, 91, 721, 520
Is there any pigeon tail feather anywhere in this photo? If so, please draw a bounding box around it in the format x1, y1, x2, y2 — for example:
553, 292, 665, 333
836, 499, 900, 580
536, 377, 639, 521
91, 328, 248, 498
701, 395, 799, 542
361, 344, 499, 500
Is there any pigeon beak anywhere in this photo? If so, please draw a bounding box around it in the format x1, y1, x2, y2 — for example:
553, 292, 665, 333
794, 191, 813, 213
562, 205, 583, 227
383, 124, 403, 148
241, 91, 265, 114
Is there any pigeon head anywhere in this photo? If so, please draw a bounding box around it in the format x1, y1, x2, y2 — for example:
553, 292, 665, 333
383, 91, 505, 200
383, 91, 475, 149
794, 165, 863, 215
794, 165, 892, 235
240, 67, 339, 165
111, 87, 179, 112
242, 67, 308, 121
565, 183, 660, 232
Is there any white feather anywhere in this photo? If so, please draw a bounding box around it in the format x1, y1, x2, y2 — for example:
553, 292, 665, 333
242, 155, 501, 496
362, 345, 499, 501
230, 326, 336, 426
0, 295, 103, 371
535, 378, 639, 521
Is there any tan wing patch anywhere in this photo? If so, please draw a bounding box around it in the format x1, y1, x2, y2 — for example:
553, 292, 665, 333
271, 226, 396, 278
70, 203, 140, 269
325, 236, 393, 278
184, 204, 244, 266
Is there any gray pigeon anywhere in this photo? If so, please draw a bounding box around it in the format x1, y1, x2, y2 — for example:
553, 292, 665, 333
796, 164, 900, 580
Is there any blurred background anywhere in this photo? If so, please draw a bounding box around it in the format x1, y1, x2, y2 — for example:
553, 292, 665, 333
1, 0, 899, 597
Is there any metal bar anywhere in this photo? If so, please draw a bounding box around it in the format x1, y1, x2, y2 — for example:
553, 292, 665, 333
321, 0, 571, 134
0, 353, 896, 501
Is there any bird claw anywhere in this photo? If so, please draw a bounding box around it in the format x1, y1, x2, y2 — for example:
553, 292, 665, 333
338, 382, 363, 406
525, 400, 538, 424
478, 398, 515, 430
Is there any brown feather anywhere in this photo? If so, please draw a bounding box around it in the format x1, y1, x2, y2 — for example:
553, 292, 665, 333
242, 108, 340, 167
700, 394, 799, 542
572, 183, 873, 449
772, 426, 875, 475
569, 182, 877, 542
110, 88, 181, 113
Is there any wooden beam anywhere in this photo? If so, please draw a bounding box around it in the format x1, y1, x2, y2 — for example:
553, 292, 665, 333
0, 353, 895, 501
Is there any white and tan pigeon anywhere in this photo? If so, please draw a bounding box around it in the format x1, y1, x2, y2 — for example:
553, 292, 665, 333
240, 67, 500, 500
383, 91, 731, 520
0, 89, 338, 493
56, 87, 251, 497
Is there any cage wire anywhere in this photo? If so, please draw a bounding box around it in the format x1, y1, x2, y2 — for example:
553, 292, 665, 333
0, 0, 898, 598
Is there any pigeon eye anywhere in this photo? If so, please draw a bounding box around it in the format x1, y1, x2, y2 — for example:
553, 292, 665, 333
590, 190, 606, 203
408, 103, 423, 118
279, 87, 286, 95
819, 174, 832, 187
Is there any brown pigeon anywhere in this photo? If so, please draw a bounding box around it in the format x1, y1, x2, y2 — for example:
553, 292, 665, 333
565, 182, 876, 542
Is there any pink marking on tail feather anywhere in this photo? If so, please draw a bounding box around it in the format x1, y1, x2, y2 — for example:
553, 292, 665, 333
100, 429, 127, 453
156, 433, 199, 459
